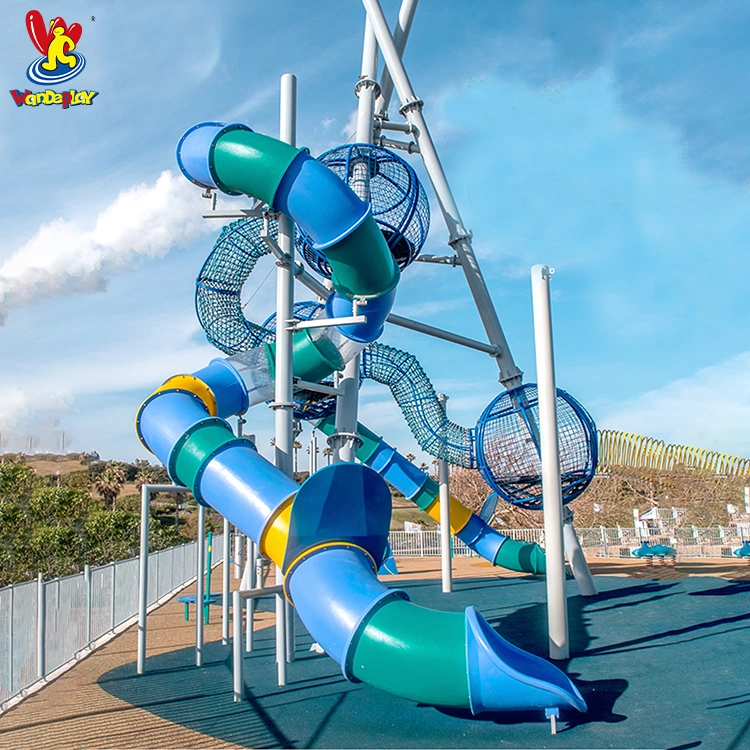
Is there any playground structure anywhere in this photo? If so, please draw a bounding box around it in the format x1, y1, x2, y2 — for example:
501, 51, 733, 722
134, 0, 603, 726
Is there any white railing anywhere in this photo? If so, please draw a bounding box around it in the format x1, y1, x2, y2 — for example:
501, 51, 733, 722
0, 534, 223, 713
389, 527, 750, 559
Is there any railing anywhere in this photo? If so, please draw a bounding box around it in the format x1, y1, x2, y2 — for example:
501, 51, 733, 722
389, 527, 750, 559
0, 535, 223, 713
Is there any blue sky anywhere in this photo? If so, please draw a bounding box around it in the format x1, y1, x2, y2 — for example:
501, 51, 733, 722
2, 0, 750, 465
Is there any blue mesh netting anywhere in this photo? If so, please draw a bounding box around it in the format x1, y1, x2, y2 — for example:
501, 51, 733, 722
262, 302, 342, 421
362, 343, 475, 467
475, 384, 598, 510
195, 217, 276, 355
295, 143, 430, 278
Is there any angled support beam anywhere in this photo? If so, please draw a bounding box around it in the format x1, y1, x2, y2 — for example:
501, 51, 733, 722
362, 0, 523, 387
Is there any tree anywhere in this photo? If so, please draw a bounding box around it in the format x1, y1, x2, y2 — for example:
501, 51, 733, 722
323, 447, 333, 465
293, 441, 302, 473
94, 462, 126, 511
419, 462, 429, 473
406, 453, 416, 463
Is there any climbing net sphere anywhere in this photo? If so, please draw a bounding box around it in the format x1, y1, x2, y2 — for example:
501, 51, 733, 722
475, 384, 598, 510
262, 302, 343, 421
296, 143, 430, 277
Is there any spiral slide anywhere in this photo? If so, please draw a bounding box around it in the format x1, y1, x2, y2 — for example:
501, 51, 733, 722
137, 122, 586, 716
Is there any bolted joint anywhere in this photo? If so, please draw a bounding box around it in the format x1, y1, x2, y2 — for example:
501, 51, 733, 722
326, 431, 364, 450
398, 98, 424, 116
447, 230, 473, 248
354, 76, 381, 98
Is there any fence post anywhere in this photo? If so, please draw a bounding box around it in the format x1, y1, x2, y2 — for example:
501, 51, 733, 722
9, 584, 14, 693
36, 573, 46, 680
110, 563, 116, 632
84, 564, 92, 646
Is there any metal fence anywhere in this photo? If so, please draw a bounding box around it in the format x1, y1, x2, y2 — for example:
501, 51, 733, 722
389, 527, 750, 559
0, 535, 222, 712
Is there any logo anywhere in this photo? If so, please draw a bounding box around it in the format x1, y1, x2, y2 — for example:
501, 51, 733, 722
10, 10, 97, 109
25, 10, 84, 85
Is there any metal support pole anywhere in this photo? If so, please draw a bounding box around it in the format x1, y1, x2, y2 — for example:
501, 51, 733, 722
531, 264, 568, 660
137, 485, 149, 674
563, 508, 597, 597
36, 573, 45, 680
437, 393, 452, 593
232, 589, 243, 702
245, 539, 257, 652
309, 430, 318, 474
196, 504, 206, 667
273, 72, 297, 479
271, 73, 293, 678
234, 530, 244, 579
375, 0, 419, 117
222, 518, 230, 644
363, 0, 522, 386
275, 564, 287, 686
332, 18, 379, 463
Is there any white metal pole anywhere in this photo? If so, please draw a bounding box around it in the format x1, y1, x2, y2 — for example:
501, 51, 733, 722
362, 0, 522, 386
234, 530, 244, 579
530, 264, 568, 660
232, 589, 243, 702
196, 504, 206, 667
246, 539, 257, 652
273, 72, 297, 479
375, 0, 419, 116
309, 430, 318, 474
36, 573, 45, 679
137, 485, 150, 674
272, 72, 297, 682
222, 517, 230, 644
563, 521, 598, 597
437, 393, 452, 593
275, 564, 287, 686
332, 18, 379, 464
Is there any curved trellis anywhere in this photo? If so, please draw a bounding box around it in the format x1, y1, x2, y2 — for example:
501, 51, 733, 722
597, 429, 750, 477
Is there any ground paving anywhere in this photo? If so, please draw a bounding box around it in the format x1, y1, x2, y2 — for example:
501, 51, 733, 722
0, 557, 747, 749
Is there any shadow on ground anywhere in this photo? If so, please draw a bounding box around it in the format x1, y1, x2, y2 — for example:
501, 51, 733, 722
99, 575, 749, 749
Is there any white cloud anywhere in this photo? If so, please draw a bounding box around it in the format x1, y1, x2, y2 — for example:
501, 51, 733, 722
0, 172, 210, 323
600, 351, 750, 457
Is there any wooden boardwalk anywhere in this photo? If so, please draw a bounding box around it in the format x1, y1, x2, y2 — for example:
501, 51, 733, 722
0, 557, 746, 749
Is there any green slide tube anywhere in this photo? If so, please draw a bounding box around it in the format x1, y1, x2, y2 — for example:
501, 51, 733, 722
350, 599, 470, 707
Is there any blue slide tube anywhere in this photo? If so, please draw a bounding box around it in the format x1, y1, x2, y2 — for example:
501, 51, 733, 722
136, 391, 209, 463
274, 152, 370, 250
198, 445, 298, 543
286, 546, 407, 678
192, 358, 249, 417
325, 288, 398, 343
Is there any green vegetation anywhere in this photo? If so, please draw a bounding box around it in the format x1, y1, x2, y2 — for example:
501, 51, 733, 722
0, 455, 214, 587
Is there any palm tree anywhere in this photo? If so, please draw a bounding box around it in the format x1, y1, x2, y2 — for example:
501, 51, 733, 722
95, 461, 126, 511
323, 447, 334, 466
293, 441, 302, 473
419, 462, 429, 473
406, 453, 416, 463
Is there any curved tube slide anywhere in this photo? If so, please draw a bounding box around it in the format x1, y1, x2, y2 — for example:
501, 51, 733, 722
136, 359, 585, 715
316, 415, 546, 575
138, 122, 589, 717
